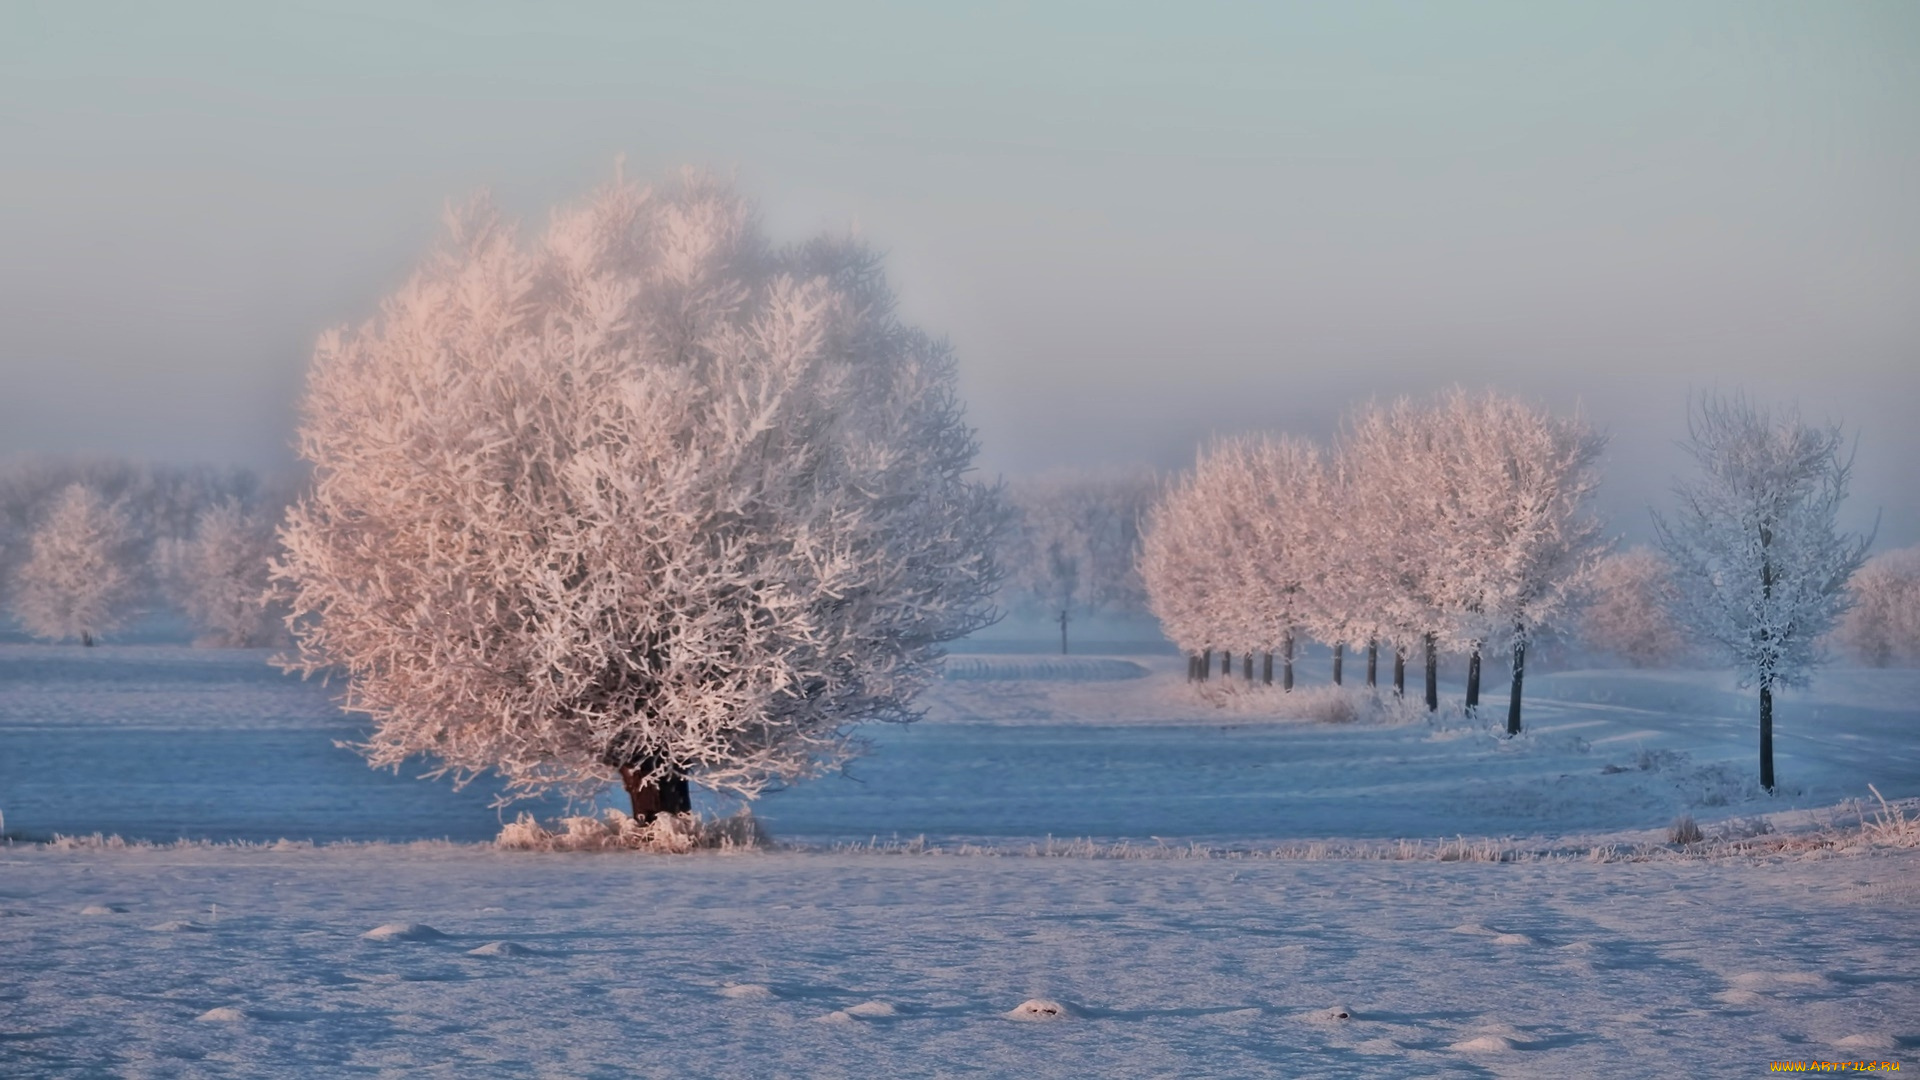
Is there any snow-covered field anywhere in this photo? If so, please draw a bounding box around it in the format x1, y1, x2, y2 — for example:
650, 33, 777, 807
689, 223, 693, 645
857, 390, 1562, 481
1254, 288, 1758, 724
4, 644, 1918, 1075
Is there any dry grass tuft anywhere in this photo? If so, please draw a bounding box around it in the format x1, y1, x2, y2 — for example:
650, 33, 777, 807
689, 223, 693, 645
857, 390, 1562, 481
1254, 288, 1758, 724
496, 808, 769, 854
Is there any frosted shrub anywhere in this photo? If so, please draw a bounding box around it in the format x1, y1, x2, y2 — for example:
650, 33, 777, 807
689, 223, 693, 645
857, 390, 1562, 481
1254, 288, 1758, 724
497, 808, 769, 853
9, 484, 138, 645
1832, 546, 1920, 667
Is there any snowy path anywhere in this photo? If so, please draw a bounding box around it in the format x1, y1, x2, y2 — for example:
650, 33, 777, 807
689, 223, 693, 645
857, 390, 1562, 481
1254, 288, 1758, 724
2, 846, 1915, 1077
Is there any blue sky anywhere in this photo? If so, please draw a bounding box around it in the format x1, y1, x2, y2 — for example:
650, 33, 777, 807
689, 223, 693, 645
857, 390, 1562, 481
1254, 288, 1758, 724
3, 1, 1915, 542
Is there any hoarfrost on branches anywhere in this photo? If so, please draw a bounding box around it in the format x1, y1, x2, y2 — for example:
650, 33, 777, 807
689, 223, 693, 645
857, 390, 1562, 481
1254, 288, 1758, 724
274, 169, 1003, 812
8, 483, 140, 645
1653, 393, 1872, 788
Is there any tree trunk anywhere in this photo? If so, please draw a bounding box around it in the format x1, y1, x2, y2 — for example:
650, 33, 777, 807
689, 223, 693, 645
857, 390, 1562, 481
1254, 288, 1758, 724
1367, 639, 1378, 688
619, 758, 691, 823
1507, 637, 1527, 736
1759, 678, 1775, 792
1201, 649, 1211, 682
1243, 653, 1253, 681
81, 631, 94, 648
1464, 644, 1482, 716
1393, 647, 1405, 697
1058, 609, 1069, 655
1188, 654, 1199, 682
1223, 651, 1232, 679
1423, 632, 1438, 713
1262, 652, 1273, 685
1332, 642, 1344, 686
1282, 632, 1294, 692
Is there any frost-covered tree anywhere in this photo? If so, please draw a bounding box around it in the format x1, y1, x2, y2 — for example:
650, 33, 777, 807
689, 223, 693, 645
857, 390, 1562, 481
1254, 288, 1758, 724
1003, 469, 1155, 653
9, 483, 139, 645
1139, 436, 1324, 687
1654, 394, 1872, 790
1579, 547, 1690, 668
1338, 399, 1456, 707
1430, 390, 1607, 733
156, 498, 284, 647
1832, 546, 1920, 668
275, 170, 1003, 821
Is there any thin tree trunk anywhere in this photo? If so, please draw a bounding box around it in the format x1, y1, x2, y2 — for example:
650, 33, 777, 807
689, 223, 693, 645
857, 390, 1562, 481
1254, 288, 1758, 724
1393, 647, 1405, 697
1332, 642, 1344, 686
1367, 639, 1378, 688
1423, 632, 1438, 713
1507, 637, 1527, 736
1464, 643, 1482, 716
1282, 632, 1294, 692
1058, 609, 1069, 655
1201, 649, 1211, 682
1188, 654, 1199, 682
1759, 678, 1775, 792
619, 758, 691, 823
1223, 651, 1232, 679
1262, 652, 1273, 686
81, 631, 94, 648
1243, 653, 1253, 681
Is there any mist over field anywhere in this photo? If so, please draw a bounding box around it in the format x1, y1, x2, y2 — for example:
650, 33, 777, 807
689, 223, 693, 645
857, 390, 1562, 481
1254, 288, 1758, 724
3, 2, 1916, 546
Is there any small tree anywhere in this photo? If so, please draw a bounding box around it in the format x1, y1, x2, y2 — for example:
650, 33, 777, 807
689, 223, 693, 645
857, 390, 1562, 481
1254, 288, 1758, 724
1831, 546, 1920, 668
1580, 547, 1690, 668
1654, 393, 1872, 791
1004, 469, 1154, 653
157, 498, 283, 647
9, 483, 139, 645
275, 171, 1002, 822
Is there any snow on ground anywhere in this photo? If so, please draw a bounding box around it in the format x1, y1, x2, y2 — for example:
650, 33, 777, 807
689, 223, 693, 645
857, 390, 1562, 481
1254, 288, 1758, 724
2, 845, 1916, 1077
3, 643, 1919, 1074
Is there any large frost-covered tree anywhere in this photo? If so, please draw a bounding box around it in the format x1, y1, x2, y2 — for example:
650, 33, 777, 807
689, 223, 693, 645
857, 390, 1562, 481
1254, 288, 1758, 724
1003, 469, 1154, 653
157, 498, 284, 647
1654, 394, 1872, 791
1579, 547, 1690, 668
1831, 546, 1920, 668
275, 170, 1003, 821
9, 483, 139, 645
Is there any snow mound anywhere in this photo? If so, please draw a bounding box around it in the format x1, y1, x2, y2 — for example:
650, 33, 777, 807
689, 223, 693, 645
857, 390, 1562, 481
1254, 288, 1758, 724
1558, 941, 1597, 954
361, 922, 445, 942
1004, 998, 1074, 1021
944, 657, 1149, 682
845, 1000, 897, 1017
79, 904, 125, 915
1491, 933, 1535, 946
815, 1010, 856, 1024
466, 941, 532, 957
1451, 923, 1493, 935
195, 1007, 246, 1023
718, 983, 773, 1000
1714, 989, 1766, 1006
1729, 971, 1830, 991
1448, 1034, 1515, 1052
145, 920, 205, 932
1832, 1033, 1898, 1052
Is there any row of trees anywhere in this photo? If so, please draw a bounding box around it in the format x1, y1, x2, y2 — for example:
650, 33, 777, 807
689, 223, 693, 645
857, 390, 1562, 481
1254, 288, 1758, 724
0, 459, 287, 646
1140, 389, 1608, 734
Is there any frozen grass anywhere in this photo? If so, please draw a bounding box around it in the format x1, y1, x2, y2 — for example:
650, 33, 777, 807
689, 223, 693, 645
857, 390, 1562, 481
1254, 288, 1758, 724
494, 808, 769, 853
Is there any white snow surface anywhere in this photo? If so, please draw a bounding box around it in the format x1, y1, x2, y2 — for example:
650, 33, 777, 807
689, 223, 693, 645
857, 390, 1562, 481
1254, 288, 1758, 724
3, 643, 1919, 1074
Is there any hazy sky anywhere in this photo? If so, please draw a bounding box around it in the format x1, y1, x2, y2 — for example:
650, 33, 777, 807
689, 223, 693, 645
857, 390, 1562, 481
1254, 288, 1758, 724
4, 2, 1916, 544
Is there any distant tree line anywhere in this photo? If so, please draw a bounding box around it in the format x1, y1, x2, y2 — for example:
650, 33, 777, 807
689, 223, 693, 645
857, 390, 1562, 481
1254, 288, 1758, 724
0, 456, 292, 646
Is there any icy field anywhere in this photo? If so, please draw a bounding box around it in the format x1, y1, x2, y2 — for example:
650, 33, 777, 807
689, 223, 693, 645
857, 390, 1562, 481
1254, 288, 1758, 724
3, 643, 1919, 1075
